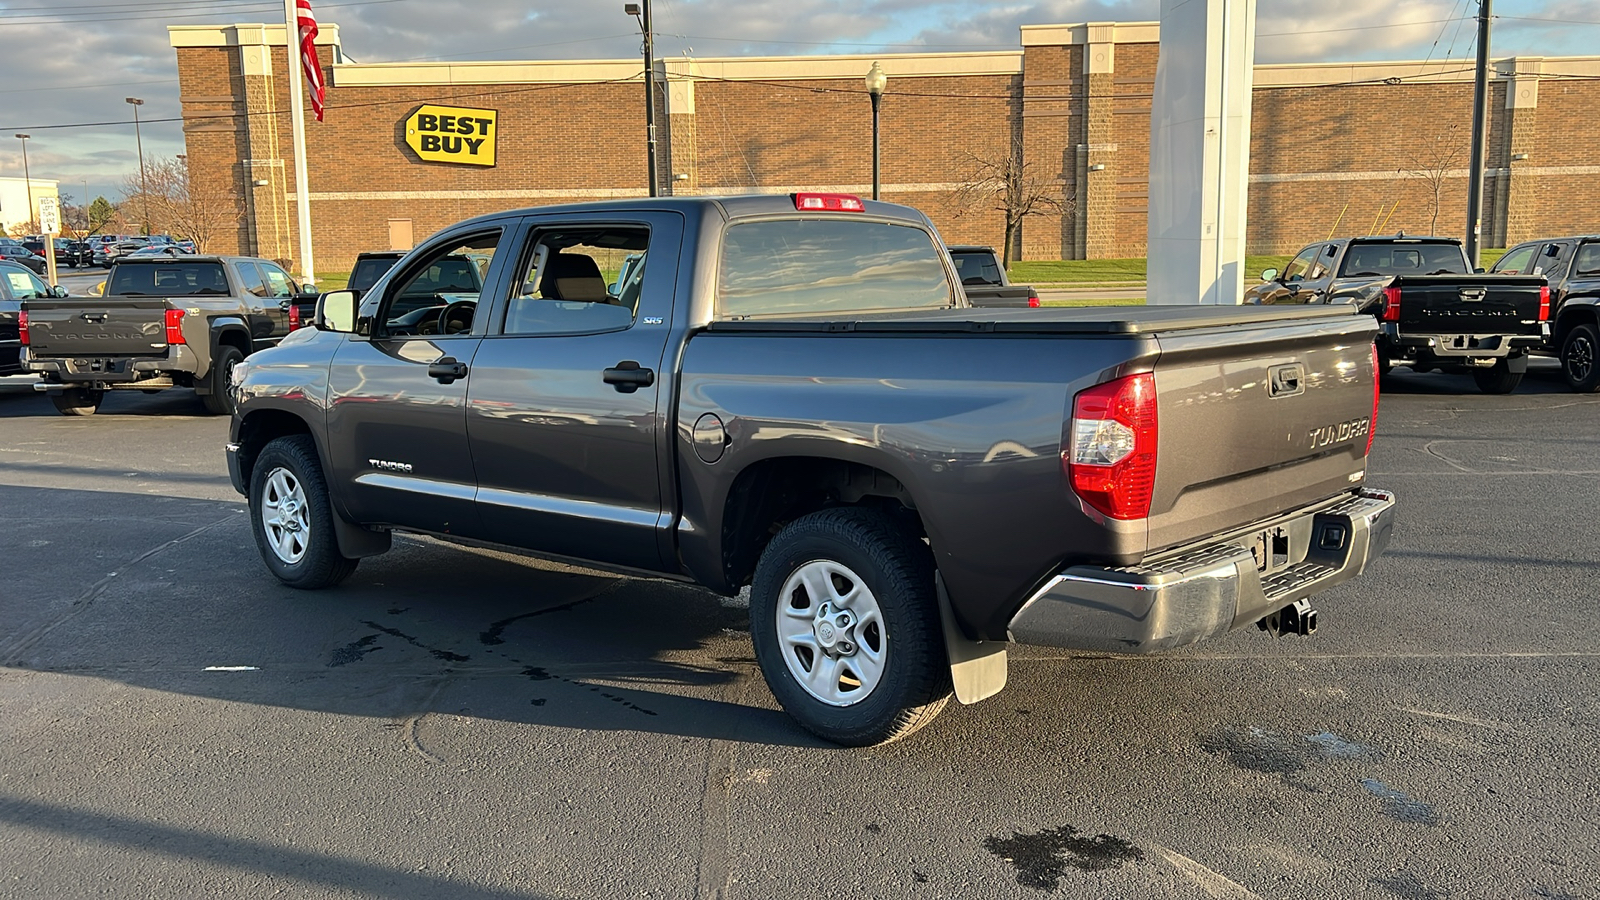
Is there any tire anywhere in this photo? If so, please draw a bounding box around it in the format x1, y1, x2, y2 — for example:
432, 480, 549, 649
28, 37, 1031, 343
200, 345, 245, 415
50, 388, 103, 416
749, 507, 952, 746
248, 435, 359, 589
1560, 323, 1600, 392
1471, 359, 1524, 394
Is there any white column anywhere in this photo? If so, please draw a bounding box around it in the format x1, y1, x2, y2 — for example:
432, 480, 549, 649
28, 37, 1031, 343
1146, 0, 1256, 305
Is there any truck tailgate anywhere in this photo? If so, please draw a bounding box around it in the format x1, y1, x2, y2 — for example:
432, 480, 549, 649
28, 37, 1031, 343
22, 300, 171, 357
1396, 275, 1547, 334
1146, 313, 1379, 553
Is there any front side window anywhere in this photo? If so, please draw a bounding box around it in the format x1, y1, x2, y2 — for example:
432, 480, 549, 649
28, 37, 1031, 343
1282, 247, 1319, 282
501, 227, 647, 336
1491, 245, 1537, 276
260, 263, 298, 298
4, 268, 47, 299
718, 218, 951, 318
375, 230, 501, 337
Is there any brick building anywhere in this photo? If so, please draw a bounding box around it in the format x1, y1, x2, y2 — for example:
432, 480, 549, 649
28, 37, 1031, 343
170, 21, 1600, 274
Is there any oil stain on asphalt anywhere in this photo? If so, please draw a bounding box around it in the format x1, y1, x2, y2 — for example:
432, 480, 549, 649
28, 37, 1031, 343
984, 825, 1145, 890
1362, 779, 1441, 826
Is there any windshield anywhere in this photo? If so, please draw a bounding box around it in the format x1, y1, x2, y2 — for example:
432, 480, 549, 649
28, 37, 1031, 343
718, 219, 952, 318
107, 262, 231, 296
1339, 242, 1469, 277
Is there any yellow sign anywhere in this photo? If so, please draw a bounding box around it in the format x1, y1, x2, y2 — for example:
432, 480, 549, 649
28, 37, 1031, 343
404, 105, 497, 166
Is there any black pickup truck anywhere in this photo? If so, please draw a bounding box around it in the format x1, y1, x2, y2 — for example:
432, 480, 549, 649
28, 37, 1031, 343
1246, 236, 1549, 393
227, 193, 1395, 746
20, 255, 317, 415
947, 246, 1041, 308
1490, 235, 1600, 392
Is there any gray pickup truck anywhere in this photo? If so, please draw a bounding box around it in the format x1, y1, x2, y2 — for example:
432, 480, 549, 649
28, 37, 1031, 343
1246, 235, 1549, 393
947, 245, 1041, 307
20, 255, 315, 415
227, 193, 1396, 745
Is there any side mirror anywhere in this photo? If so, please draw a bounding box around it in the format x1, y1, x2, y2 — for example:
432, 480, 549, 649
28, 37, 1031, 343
1259, 267, 1279, 283
50, 285, 69, 298
316, 289, 358, 333
1474, 267, 1486, 274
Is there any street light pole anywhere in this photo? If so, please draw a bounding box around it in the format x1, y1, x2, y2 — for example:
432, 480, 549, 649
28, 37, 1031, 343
126, 97, 150, 236
624, 2, 658, 196
1465, 0, 1491, 265
865, 62, 887, 201
14, 134, 33, 231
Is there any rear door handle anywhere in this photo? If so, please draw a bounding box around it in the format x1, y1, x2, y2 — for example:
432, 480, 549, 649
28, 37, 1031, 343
428, 356, 468, 384
603, 360, 655, 393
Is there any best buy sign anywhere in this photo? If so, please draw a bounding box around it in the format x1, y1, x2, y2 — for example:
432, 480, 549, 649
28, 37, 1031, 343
405, 105, 497, 166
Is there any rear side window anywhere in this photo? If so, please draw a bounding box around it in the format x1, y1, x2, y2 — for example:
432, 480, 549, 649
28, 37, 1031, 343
1339, 243, 1468, 277
717, 219, 951, 318
107, 262, 231, 296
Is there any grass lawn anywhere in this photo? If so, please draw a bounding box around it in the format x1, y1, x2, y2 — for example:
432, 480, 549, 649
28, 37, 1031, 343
1010, 249, 1510, 285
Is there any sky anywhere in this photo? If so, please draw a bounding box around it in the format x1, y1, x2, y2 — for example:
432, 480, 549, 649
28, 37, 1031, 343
0, 0, 1591, 208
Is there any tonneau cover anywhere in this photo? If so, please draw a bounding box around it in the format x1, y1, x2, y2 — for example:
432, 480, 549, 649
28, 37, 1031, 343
705, 303, 1361, 335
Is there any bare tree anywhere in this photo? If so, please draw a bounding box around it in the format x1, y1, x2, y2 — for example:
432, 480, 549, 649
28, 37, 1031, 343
948, 134, 1070, 268
1402, 124, 1466, 236
122, 156, 240, 252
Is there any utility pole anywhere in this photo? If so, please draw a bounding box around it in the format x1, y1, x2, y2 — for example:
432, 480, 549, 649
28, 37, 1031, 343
1465, 0, 1491, 265
624, 2, 658, 196
14, 134, 32, 231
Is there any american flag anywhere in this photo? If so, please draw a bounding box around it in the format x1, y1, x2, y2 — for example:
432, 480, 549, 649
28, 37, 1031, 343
296, 0, 326, 121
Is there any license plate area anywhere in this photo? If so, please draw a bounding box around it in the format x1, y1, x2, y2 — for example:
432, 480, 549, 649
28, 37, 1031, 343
1248, 526, 1291, 574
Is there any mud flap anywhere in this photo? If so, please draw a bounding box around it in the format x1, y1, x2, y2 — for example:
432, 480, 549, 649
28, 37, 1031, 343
936, 574, 1007, 704
332, 513, 392, 559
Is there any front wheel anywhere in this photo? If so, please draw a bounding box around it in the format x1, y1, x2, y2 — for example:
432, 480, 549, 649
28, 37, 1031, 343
200, 345, 245, 415
1561, 324, 1600, 392
50, 388, 103, 416
749, 507, 951, 746
1472, 359, 1524, 394
248, 435, 358, 589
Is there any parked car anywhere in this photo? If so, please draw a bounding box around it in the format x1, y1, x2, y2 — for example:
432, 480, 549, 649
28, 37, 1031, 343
124, 245, 194, 258
0, 244, 47, 275
1246, 235, 1548, 393
91, 235, 139, 267
1489, 235, 1600, 391
226, 193, 1396, 746
0, 260, 67, 375
20, 255, 318, 415
947, 245, 1041, 307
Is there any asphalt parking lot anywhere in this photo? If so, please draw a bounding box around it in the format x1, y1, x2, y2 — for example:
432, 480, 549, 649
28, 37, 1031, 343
1, 362, 1596, 899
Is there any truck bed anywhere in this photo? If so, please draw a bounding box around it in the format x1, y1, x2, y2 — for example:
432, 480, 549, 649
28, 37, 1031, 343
707, 302, 1359, 334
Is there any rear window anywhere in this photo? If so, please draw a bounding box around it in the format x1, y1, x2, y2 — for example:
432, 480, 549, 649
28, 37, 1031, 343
107, 262, 231, 296
950, 250, 1003, 286
717, 219, 952, 318
348, 257, 401, 291
1339, 243, 1469, 277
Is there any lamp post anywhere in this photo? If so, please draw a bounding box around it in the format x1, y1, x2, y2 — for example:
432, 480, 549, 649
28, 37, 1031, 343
624, 2, 658, 197
14, 134, 33, 231
865, 62, 886, 200
125, 97, 149, 235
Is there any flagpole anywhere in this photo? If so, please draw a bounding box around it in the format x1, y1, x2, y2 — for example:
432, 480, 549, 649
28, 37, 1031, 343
284, 0, 315, 284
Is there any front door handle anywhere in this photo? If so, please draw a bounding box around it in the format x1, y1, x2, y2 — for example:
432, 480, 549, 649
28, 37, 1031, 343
603, 360, 655, 393
428, 356, 468, 384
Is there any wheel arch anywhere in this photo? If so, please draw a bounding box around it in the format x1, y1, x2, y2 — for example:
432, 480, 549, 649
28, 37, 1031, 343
1555, 303, 1599, 345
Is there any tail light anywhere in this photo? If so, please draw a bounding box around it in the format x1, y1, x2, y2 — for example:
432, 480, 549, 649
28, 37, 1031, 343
1381, 285, 1402, 322
164, 308, 187, 345
1027, 289, 1040, 309
1065, 373, 1158, 520
288, 303, 302, 330
17, 309, 28, 346
1367, 343, 1380, 456
792, 192, 865, 212
1538, 285, 1550, 321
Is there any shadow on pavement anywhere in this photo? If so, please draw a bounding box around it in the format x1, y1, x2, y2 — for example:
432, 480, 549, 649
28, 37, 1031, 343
2, 484, 825, 750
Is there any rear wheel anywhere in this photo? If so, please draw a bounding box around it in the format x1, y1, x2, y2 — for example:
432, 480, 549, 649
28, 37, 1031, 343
50, 388, 103, 416
1472, 359, 1523, 394
749, 507, 951, 746
248, 435, 358, 589
200, 345, 245, 415
1560, 324, 1600, 392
